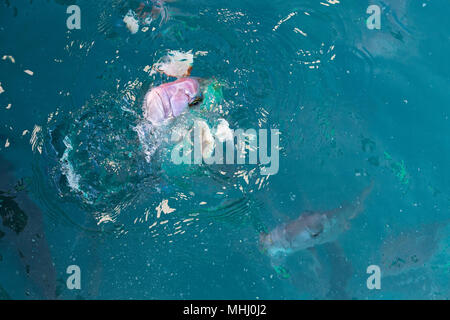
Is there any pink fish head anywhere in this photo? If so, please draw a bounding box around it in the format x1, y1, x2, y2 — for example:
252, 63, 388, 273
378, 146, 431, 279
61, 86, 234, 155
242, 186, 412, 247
143, 78, 201, 125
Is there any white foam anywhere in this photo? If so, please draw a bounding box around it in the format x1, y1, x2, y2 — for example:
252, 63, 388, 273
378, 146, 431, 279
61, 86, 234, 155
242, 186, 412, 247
150, 50, 194, 78
123, 10, 140, 34
134, 121, 161, 163
60, 136, 81, 193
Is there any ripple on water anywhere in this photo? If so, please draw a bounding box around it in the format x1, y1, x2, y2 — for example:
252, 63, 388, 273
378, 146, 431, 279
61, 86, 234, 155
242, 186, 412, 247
32, 0, 379, 239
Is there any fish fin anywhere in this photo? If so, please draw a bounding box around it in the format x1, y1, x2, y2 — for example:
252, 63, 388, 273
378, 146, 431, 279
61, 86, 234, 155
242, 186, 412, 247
307, 247, 323, 277
322, 242, 352, 299
349, 182, 374, 219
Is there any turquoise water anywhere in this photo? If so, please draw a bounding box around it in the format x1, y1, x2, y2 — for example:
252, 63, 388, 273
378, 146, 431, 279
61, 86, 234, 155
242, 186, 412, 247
0, 0, 449, 299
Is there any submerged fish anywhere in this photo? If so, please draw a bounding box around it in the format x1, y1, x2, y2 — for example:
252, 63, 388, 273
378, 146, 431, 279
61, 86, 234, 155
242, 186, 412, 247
380, 220, 449, 277
0, 156, 57, 299
260, 184, 373, 269
143, 77, 202, 125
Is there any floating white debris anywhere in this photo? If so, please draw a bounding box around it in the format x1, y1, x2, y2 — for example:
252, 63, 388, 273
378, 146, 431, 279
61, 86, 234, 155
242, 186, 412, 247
22, 130, 29, 136
143, 65, 151, 73
195, 51, 208, 56
5, 138, 10, 148
156, 199, 176, 219
273, 12, 297, 31
144, 208, 151, 221
151, 50, 194, 78
293, 27, 307, 37
123, 10, 140, 34
2, 55, 15, 63
0, 82, 4, 94
5, 103, 11, 109
97, 214, 114, 225
30, 125, 43, 154
24, 69, 34, 76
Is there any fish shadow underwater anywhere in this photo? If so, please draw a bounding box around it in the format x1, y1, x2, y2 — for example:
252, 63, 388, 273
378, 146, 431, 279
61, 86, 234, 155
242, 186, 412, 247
258, 183, 374, 299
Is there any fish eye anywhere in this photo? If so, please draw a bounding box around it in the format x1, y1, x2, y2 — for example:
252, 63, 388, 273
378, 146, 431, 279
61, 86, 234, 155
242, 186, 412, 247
189, 96, 203, 106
